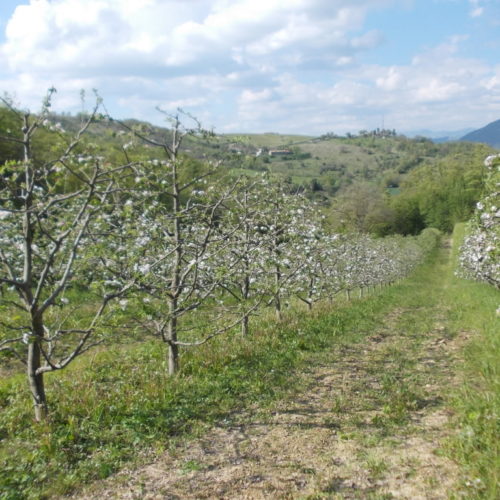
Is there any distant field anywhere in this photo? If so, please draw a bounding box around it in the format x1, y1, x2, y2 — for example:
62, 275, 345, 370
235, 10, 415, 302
214, 132, 462, 201
223, 133, 312, 148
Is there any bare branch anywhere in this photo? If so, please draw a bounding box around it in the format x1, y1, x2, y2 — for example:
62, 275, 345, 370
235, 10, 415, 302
0, 134, 24, 144
0, 336, 25, 348
0, 345, 27, 365
0, 320, 30, 331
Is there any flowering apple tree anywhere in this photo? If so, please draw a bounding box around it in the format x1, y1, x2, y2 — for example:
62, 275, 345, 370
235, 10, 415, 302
212, 175, 278, 335
459, 154, 500, 289
0, 91, 134, 420
254, 180, 322, 320
105, 111, 246, 375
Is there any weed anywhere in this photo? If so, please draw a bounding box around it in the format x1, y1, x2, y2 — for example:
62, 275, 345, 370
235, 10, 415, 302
365, 456, 388, 479
181, 459, 204, 473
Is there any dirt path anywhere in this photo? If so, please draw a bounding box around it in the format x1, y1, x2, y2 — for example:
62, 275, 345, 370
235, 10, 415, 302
72, 291, 463, 499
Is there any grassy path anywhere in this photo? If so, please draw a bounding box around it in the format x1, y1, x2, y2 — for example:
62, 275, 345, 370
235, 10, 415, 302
66, 238, 495, 499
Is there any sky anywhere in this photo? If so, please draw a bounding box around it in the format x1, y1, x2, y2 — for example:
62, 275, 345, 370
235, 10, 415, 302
0, 0, 499, 136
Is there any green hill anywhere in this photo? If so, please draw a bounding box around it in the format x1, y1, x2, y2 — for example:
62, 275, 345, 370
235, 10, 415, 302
8, 110, 487, 204
1, 106, 493, 232
214, 131, 491, 205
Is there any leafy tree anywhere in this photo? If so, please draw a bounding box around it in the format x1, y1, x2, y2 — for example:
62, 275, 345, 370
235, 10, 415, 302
391, 145, 492, 232
255, 180, 317, 320
391, 196, 426, 235
214, 175, 276, 335
0, 101, 23, 164
332, 182, 395, 235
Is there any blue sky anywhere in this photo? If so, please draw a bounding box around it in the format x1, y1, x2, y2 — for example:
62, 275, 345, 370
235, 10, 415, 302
0, 0, 499, 135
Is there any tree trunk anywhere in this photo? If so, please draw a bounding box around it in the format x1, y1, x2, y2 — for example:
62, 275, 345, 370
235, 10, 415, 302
22, 119, 48, 421
242, 273, 250, 336
241, 314, 249, 336
168, 148, 181, 376
167, 309, 179, 375
275, 264, 282, 321
28, 316, 48, 421
307, 278, 314, 311
275, 300, 282, 321
167, 341, 179, 376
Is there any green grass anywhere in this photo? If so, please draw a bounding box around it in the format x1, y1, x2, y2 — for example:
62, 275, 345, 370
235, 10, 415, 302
0, 278, 415, 499
1, 231, 497, 499
444, 224, 500, 500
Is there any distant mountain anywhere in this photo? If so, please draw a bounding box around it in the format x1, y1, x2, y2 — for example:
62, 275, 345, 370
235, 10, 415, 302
460, 119, 500, 148
405, 128, 474, 142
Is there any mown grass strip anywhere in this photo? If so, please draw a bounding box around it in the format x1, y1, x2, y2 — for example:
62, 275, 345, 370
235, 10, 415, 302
444, 223, 499, 500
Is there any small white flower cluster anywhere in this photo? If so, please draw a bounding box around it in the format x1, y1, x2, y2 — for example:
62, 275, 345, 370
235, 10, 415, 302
42, 119, 65, 133
459, 154, 500, 290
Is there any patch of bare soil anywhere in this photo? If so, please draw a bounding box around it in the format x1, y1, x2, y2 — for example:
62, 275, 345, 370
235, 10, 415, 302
69, 305, 464, 500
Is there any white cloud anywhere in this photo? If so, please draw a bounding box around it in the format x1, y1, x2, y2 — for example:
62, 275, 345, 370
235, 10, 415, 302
470, 7, 484, 17
414, 79, 464, 103
375, 67, 404, 91
469, 0, 484, 18
0, 0, 390, 113
240, 88, 273, 104
2, 0, 383, 74
230, 30, 500, 134
0, 0, 498, 135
